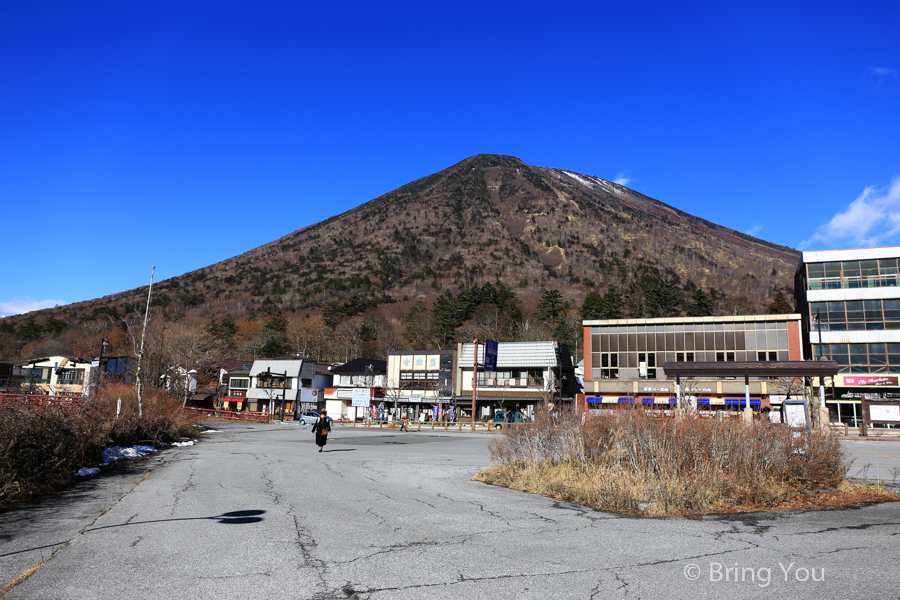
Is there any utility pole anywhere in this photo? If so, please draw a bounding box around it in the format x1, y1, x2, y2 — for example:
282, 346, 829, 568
136, 266, 155, 419
471, 339, 480, 432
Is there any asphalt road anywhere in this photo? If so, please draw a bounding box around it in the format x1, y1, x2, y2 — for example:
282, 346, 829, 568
1, 423, 899, 600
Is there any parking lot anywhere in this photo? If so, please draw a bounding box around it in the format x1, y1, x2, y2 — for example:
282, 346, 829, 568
1, 423, 899, 599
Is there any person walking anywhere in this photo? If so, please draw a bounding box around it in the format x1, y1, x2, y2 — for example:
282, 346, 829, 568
312, 409, 332, 452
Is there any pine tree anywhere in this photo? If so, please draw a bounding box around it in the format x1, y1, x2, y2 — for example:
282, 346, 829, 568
535, 289, 568, 324
687, 289, 715, 316
579, 292, 606, 320
767, 291, 795, 314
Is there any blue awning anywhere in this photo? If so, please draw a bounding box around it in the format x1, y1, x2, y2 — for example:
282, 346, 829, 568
724, 398, 761, 406
618, 397, 634, 403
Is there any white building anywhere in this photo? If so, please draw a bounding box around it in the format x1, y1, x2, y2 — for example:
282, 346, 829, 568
18, 356, 94, 396
795, 246, 900, 425
247, 359, 316, 417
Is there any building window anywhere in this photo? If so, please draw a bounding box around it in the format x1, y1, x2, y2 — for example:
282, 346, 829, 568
57, 369, 83, 385
230, 378, 249, 389
807, 259, 900, 290
676, 352, 694, 362
811, 299, 900, 331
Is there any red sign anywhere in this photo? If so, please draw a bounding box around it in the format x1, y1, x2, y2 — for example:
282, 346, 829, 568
843, 376, 899, 387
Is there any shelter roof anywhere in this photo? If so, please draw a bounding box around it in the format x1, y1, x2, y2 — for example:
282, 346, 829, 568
662, 361, 839, 378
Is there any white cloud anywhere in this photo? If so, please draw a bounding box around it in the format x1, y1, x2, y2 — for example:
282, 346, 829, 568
867, 66, 898, 88
613, 172, 632, 186
868, 66, 898, 77
799, 177, 900, 250
0, 297, 66, 317
745, 223, 765, 237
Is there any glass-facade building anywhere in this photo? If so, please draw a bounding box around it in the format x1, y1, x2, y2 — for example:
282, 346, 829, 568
795, 246, 900, 425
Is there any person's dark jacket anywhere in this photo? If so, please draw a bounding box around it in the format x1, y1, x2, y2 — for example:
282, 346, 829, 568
312, 416, 332, 446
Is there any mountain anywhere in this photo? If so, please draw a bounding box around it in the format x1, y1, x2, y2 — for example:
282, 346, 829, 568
1, 154, 799, 357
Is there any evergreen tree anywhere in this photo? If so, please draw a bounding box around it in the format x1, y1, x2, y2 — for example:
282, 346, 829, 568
535, 289, 568, 324
687, 289, 716, 316
321, 300, 344, 329
767, 291, 795, 314
645, 276, 683, 318
263, 310, 288, 335
603, 289, 624, 319
579, 292, 607, 320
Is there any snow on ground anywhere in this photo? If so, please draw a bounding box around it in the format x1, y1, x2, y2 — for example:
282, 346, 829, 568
102, 445, 156, 465
561, 170, 596, 189
172, 441, 194, 447
74, 444, 158, 477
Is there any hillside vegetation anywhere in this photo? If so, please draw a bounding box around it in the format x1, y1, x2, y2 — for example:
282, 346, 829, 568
0, 154, 798, 365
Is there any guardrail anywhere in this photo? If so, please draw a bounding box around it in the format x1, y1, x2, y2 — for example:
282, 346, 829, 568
183, 407, 271, 422
330, 419, 528, 433
0, 392, 83, 411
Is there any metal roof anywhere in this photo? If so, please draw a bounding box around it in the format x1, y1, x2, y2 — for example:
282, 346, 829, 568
249, 359, 307, 377
330, 358, 387, 374
661, 361, 839, 378
459, 342, 562, 368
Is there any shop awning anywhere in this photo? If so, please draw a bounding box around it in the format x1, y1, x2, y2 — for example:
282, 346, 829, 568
640, 397, 676, 404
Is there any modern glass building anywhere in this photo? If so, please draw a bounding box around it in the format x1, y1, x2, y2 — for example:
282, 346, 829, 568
795, 246, 900, 425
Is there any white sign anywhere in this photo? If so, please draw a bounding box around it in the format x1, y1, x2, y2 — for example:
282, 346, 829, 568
408, 394, 422, 403
869, 405, 900, 422
784, 403, 808, 428
351, 388, 371, 407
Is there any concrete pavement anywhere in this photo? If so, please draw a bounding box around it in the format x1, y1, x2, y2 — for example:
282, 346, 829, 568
1, 422, 899, 599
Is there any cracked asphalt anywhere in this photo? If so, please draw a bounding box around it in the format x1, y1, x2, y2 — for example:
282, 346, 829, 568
1, 423, 899, 599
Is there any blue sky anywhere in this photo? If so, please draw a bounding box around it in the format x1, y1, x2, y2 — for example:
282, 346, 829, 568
1, 1, 898, 316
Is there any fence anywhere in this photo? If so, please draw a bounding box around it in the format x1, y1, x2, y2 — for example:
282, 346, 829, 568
183, 407, 271, 423
0, 392, 83, 411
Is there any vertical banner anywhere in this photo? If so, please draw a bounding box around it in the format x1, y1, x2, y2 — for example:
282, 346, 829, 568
484, 339, 498, 372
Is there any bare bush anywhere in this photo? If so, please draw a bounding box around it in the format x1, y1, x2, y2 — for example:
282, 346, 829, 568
486, 407, 849, 514
0, 385, 198, 506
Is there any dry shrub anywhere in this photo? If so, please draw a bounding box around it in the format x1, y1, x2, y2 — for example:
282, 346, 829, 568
485, 407, 849, 514
0, 385, 198, 505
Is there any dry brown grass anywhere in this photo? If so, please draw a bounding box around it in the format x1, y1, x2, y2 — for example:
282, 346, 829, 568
0, 385, 198, 506
477, 407, 898, 516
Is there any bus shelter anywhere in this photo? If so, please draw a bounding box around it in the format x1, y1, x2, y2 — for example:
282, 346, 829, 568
662, 360, 839, 416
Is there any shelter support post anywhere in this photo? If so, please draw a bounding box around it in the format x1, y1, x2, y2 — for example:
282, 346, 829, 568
743, 375, 753, 425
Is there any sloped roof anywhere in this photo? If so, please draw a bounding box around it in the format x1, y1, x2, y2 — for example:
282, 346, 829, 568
459, 342, 563, 369
250, 359, 306, 377
330, 358, 387, 374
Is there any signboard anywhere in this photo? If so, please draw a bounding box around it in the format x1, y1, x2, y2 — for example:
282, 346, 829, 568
300, 388, 319, 404
409, 394, 422, 403
782, 399, 811, 431
869, 404, 900, 422
484, 340, 498, 372
351, 388, 371, 407
843, 376, 899, 387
